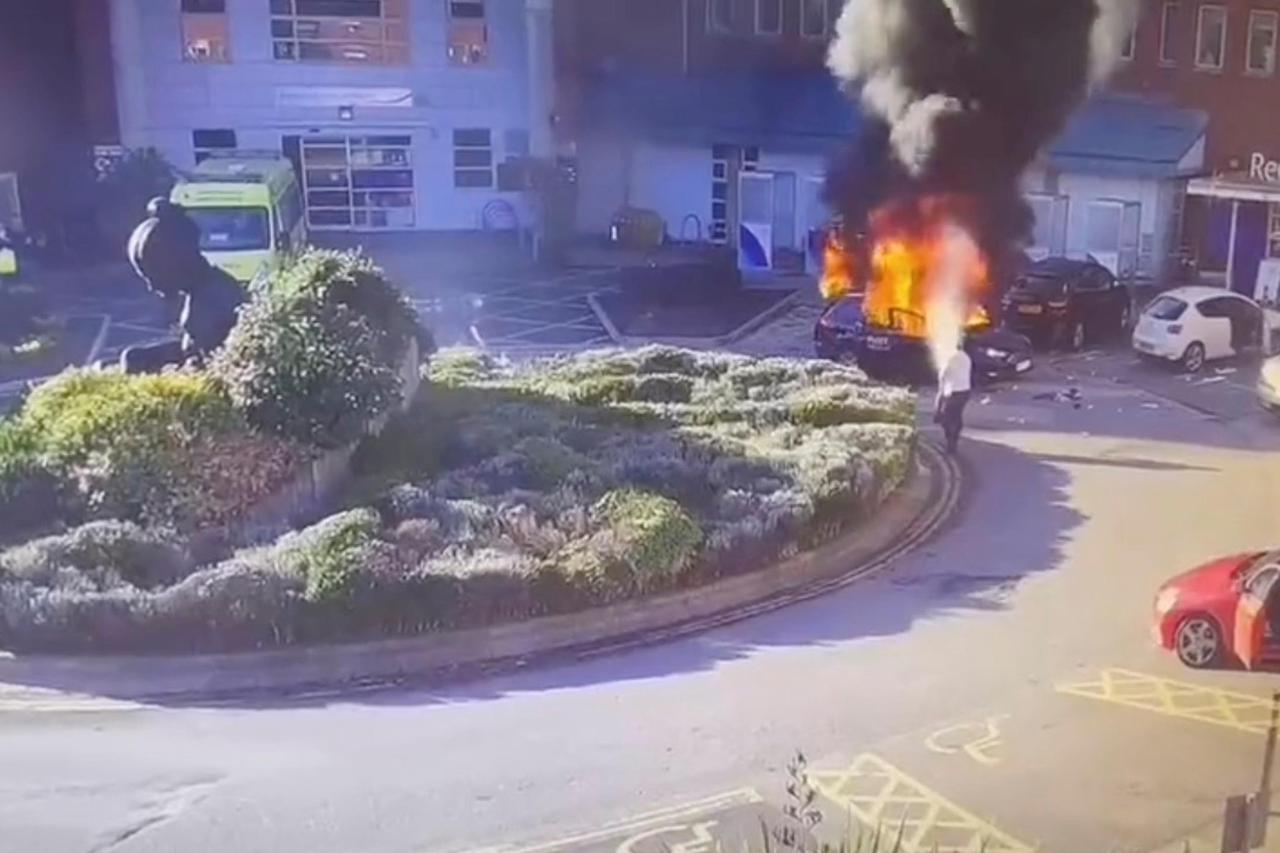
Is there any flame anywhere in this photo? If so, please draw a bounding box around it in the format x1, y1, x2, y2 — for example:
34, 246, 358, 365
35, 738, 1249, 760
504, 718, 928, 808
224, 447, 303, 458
822, 195, 992, 344
820, 228, 858, 303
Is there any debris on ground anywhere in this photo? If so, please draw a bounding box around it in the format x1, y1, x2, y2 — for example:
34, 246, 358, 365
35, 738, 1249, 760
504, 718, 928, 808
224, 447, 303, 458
1193, 376, 1227, 386
1033, 387, 1084, 406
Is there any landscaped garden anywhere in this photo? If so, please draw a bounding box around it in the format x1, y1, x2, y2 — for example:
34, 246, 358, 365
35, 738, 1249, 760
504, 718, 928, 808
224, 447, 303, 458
0, 251, 917, 654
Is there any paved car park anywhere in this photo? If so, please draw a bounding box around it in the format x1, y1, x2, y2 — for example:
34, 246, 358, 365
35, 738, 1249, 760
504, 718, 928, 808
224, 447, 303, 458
1049, 345, 1274, 428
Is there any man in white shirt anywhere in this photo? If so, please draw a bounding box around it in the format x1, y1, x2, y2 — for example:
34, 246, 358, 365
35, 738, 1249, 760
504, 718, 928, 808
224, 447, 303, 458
935, 347, 973, 454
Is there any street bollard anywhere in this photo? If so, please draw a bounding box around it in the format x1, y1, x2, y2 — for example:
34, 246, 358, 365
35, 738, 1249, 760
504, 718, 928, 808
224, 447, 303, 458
1224, 795, 1249, 853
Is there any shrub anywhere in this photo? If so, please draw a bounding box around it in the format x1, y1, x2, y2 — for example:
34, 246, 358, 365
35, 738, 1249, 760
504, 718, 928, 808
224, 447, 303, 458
23, 369, 239, 462
788, 387, 915, 428
0, 419, 65, 537
210, 292, 401, 449
170, 434, 307, 529
0, 345, 920, 653
594, 489, 702, 589
634, 346, 699, 376
429, 349, 497, 386
566, 375, 636, 406
153, 562, 300, 650
419, 546, 539, 623
93, 147, 175, 253
350, 389, 443, 486
16, 369, 243, 525
0, 583, 154, 652
0, 521, 190, 592
511, 436, 590, 488
633, 374, 694, 404
272, 509, 385, 603
0, 561, 300, 653
268, 249, 419, 363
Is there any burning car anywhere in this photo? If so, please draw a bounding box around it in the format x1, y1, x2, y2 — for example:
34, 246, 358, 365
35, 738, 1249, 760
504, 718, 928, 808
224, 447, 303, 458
815, 294, 1033, 383
814, 201, 1033, 383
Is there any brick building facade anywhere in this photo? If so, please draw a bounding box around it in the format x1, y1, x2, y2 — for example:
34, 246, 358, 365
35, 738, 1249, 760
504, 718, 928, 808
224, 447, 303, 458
1113, 0, 1280, 292
557, 0, 1205, 281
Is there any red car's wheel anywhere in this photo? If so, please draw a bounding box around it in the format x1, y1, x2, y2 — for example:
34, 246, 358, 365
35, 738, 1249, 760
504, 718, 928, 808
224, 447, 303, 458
1175, 614, 1223, 669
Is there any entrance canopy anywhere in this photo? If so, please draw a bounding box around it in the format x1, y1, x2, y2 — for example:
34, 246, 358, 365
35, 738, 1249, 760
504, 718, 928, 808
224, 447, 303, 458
582, 70, 863, 152
1047, 96, 1207, 178
1188, 172, 1280, 203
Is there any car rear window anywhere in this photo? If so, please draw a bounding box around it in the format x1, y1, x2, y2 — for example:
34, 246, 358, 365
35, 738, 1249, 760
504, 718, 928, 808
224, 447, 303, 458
1015, 274, 1068, 297
1145, 296, 1188, 321
826, 297, 865, 326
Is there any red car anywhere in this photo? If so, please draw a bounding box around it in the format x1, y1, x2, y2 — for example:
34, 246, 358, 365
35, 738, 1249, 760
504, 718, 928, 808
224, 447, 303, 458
1154, 550, 1280, 669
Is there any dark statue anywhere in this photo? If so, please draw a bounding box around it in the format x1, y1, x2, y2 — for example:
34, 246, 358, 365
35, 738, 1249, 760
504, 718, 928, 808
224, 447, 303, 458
121, 197, 245, 374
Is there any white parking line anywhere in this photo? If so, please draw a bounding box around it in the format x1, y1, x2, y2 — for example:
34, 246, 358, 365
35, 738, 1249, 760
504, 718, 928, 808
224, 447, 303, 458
481, 788, 763, 853
83, 314, 112, 365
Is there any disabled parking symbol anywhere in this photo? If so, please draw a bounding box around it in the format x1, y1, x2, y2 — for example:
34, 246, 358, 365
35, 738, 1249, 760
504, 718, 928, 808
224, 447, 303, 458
924, 714, 1009, 767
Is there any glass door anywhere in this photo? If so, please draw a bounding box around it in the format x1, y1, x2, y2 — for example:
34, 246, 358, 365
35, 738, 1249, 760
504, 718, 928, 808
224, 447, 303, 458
300, 135, 415, 230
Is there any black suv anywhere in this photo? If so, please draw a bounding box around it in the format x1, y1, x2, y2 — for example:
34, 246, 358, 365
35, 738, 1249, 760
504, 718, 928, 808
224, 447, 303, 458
1003, 256, 1132, 350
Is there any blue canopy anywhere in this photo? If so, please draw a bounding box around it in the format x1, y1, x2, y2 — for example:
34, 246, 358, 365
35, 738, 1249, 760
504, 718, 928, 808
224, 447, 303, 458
584, 73, 1207, 178
582, 71, 863, 152
1047, 95, 1208, 178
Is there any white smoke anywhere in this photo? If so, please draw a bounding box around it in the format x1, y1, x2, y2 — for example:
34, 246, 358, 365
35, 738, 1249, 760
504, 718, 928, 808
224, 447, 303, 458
925, 222, 982, 371
1089, 0, 1141, 85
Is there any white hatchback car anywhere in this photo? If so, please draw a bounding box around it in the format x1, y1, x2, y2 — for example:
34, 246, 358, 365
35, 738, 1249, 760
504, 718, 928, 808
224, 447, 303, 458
1260, 355, 1280, 414
1132, 286, 1265, 372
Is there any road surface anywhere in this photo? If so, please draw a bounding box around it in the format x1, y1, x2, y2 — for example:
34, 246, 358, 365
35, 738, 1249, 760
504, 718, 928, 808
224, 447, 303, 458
3, 350, 1280, 853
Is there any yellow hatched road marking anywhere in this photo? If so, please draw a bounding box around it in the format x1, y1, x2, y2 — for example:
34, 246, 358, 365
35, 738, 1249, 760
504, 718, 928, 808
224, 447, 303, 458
1056, 668, 1274, 735
810, 753, 1034, 853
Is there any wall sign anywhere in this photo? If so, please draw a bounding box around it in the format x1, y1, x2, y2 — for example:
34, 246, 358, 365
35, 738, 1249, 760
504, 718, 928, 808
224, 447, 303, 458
276, 87, 413, 109
1249, 152, 1280, 183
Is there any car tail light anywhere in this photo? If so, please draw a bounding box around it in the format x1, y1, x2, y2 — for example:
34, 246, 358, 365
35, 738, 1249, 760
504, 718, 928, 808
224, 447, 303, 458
1167, 324, 1183, 335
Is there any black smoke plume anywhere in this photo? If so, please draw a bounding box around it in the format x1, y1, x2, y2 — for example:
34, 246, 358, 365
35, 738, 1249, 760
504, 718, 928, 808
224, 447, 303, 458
824, 0, 1139, 279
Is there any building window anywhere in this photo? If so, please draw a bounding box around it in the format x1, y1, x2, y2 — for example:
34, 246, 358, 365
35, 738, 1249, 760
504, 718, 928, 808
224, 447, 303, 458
270, 0, 407, 65
1087, 202, 1123, 256
182, 0, 230, 63
192, 129, 237, 164
1028, 195, 1056, 255
1248, 10, 1277, 75
1120, 25, 1136, 60
300, 134, 415, 229
1268, 203, 1280, 258
1159, 2, 1180, 64
1195, 5, 1227, 71
448, 0, 488, 65
756, 0, 782, 35
707, 0, 734, 34
801, 0, 827, 38
504, 129, 530, 158
454, 129, 494, 189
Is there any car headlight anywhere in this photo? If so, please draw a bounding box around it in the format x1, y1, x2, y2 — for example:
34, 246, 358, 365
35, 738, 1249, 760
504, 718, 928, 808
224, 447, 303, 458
983, 347, 1011, 360
1155, 587, 1180, 615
